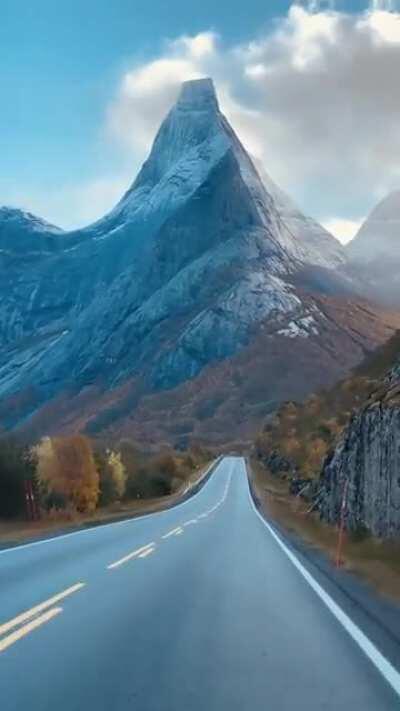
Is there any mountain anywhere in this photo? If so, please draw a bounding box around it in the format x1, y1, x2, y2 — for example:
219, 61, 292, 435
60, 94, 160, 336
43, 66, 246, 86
345, 191, 400, 307
0, 77, 399, 445
0, 207, 63, 255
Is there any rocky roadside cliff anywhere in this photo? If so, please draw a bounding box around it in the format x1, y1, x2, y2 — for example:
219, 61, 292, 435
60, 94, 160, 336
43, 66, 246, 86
319, 359, 400, 538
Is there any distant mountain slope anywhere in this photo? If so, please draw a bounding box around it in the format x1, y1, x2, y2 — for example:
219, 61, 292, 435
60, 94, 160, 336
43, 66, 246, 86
345, 191, 400, 307
17, 294, 400, 447
0, 207, 63, 255
0, 78, 398, 441
347, 191, 400, 263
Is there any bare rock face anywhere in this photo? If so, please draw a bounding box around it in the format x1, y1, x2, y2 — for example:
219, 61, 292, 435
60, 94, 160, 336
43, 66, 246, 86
320, 363, 400, 538
0, 207, 63, 254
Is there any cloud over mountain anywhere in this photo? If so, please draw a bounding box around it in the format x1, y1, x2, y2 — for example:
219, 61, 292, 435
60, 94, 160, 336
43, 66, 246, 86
108, 1, 400, 240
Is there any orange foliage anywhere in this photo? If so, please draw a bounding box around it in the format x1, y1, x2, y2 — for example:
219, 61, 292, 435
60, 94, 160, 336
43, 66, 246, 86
34, 435, 99, 513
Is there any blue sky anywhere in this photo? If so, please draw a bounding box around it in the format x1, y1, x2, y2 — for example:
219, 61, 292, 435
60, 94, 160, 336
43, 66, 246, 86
1, 0, 399, 240
0, 1, 298, 185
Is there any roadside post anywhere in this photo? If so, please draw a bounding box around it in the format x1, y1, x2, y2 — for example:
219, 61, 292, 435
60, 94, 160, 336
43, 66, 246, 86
335, 478, 349, 568
24, 479, 40, 521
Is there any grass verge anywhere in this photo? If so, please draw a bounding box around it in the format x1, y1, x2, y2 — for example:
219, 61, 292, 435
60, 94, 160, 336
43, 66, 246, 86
249, 458, 400, 602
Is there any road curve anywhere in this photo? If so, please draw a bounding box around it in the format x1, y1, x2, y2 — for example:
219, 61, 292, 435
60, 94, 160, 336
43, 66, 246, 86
1, 456, 400, 710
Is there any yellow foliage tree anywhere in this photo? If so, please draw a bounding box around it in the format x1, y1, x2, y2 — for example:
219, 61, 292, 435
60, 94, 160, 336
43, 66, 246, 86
302, 438, 328, 477
107, 450, 126, 500
34, 435, 99, 513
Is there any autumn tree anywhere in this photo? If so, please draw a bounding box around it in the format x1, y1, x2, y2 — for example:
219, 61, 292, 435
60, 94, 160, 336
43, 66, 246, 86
34, 435, 99, 513
107, 450, 126, 500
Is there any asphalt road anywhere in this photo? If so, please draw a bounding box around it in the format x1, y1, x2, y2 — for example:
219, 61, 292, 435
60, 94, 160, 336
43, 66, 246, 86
1, 456, 400, 710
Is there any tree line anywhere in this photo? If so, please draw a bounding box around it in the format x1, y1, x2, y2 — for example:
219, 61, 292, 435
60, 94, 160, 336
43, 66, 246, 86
0, 435, 210, 519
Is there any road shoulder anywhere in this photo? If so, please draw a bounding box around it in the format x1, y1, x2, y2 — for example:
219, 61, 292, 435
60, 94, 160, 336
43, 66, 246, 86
246, 457, 400, 675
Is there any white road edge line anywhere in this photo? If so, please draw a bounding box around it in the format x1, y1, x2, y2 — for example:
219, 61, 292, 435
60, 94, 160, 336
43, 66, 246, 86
107, 543, 155, 570
0, 607, 63, 653
0, 582, 85, 637
0, 457, 222, 556
246, 470, 400, 699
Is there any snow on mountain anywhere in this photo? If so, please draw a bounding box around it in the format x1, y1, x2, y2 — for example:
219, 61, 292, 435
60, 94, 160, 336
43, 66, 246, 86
0, 77, 395, 440
259, 169, 345, 269
0, 207, 63, 255
101, 78, 345, 270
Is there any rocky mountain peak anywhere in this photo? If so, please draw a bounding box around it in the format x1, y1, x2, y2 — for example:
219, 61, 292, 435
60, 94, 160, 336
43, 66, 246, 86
176, 77, 219, 111
112, 78, 344, 272
113, 79, 228, 216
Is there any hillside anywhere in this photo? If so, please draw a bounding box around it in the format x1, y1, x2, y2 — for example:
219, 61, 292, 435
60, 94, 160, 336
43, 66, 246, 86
15, 294, 400, 448
255, 330, 400, 477
254, 329, 400, 538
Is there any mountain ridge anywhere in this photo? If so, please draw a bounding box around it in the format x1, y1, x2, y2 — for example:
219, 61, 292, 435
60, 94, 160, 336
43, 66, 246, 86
0, 77, 398, 443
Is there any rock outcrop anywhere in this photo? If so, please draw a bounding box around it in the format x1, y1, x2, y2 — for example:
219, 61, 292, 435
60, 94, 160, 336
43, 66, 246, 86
319, 359, 400, 538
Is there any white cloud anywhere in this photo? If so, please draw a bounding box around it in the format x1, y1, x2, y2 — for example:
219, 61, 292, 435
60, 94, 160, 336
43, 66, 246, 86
107, 31, 217, 154
322, 218, 363, 244
3, 175, 131, 230
362, 9, 400, 42
6, 2, 400, 234
106, 1, 400, 235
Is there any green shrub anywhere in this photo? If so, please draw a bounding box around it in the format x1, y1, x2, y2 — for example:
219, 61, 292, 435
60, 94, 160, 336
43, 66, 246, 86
0, 439, 34, 518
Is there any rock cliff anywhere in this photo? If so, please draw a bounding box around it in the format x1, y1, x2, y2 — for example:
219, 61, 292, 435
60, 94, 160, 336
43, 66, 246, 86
320, 357, 400, 538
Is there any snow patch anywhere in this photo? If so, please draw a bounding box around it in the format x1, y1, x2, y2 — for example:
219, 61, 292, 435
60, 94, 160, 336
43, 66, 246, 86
278, 314, 319, 339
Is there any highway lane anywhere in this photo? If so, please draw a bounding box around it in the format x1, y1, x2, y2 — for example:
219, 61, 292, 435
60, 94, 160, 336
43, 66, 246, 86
1, 456, 400, 710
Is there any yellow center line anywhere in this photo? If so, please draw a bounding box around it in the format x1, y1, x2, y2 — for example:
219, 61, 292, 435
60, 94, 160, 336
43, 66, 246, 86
107, 543, 155, 569
0, 607, 62, 653
0, 583, 85, 638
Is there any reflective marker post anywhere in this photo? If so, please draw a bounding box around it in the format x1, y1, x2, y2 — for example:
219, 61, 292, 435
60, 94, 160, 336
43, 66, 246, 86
24, 479, 40, 521
335, 478, 349, 568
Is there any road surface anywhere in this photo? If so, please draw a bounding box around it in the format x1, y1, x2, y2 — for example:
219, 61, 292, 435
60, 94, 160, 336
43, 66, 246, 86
1, 456, 400, 710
